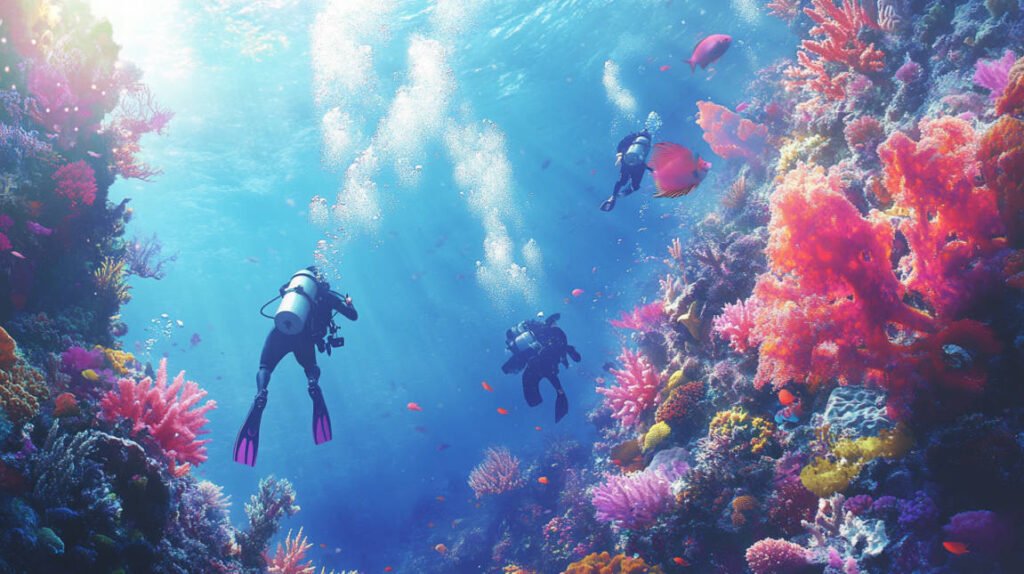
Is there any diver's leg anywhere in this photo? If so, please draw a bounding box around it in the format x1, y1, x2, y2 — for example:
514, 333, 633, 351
602, 172, 630, 211
234, 330, 286, 465
256, 329, 289, 399
548, 372, 569, 423
626, 168, 643, 195
296, 344, 332, 444
522, 365, 543, 407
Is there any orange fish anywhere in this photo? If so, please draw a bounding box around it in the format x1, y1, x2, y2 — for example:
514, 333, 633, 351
537, 476, 549, 485
571, 288, 584, 297
496, 407, 509, 415
436, 495, 445, 502
384, 568, 393, 572
660, 65, 671, 72
434, 543, 447, 554
673, 556, 690, 566
943, 541, 970, 555
407, 402, 423, 412
319, 543, 327, 549
427, 521, 435, 528
778, 389, 796, 406
481, 381, 493, 392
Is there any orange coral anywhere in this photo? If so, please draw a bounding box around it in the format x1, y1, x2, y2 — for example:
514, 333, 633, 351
53, 392, 79, 417
979, 115, 1024, 247
731, 495, 759, 527
996, 55, 1024, 117
0, 328, 48, 424
564, 551, 664, 574
0, 327, 15, 370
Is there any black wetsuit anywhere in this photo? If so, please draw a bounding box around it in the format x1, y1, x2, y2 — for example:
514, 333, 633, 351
613, 131, 654, 196
256, 287, 358, 401
502, 318, 581, 421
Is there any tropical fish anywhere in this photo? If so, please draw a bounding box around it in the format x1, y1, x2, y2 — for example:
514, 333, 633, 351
659, 65, 671, 72
436, 443, 450, 451
650, 143, 711, 198
407, 402, 423, 412
687, 34, 732, 72
26, 221, 53, 236
434, 543, 447, 554
537, 476, 549, 484
384, 567, 393, 572
81, 369, 100, 381
534, 426, 542, 431
481, 381, 493, 392
674, 556, 690, 566
943, 541, 970, 555
436, 495, 445, 502
496, 407, 509, 415
10, 251, 25, 259
778, 389, 796, 406
571, 288, 584, 297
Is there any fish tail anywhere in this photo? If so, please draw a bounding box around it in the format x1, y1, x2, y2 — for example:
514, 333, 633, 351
687, 59, 695, 73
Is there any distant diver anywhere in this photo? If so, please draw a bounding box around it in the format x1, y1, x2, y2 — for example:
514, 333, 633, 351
600, 129, 653, 212
501, 313, 581, 422
233, 266, 358, 466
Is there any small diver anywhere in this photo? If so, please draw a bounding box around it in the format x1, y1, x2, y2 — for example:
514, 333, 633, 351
600, 129, 653, 212
501, 313, 581, 422
233, 266, 358, 466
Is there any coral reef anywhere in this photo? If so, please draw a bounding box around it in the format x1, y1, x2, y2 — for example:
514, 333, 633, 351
468, 447, 526, 498
564, 551, 663, 574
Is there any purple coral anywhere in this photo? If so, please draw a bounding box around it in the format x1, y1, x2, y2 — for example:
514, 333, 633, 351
894, 60, 922, 84
974, 50, 1016, 101
745, 538, 810, 574
591, 468, 674, 529
61, 346, 103, 372
125, 234, 177, 280
942, 510, 1012, 554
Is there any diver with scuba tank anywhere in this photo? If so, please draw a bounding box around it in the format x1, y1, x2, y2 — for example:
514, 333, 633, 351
600, 129, 654, 212
233, 266, 358, 466
502, 313, 581, 423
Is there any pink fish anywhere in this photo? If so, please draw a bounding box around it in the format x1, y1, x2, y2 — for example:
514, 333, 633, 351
26, 221, 53, 236
571, 288, 584, 297
649, 143, 711, 198
407, 402, 424, 412
687, 34, 732, 72
659, 65, 671, 72
10, 251, 26, 259
735, 101, 749, 113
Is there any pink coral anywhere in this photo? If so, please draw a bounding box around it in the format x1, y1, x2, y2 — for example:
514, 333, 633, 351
610, 302, 665, 331
53, 161, 98, 207
844, 116, 884, 154
712, 299, 758, 353
99, 358, 216, 474
591, 468, 674, 529
894, 60, 922, 84
696, 101, 768, 165
0, 232, 10, 252
784, 0, 885, 100
468, 447, 525, 498
974, 50, 1016, 101
878, 116, 1006, 318
745, 538, 810, 574
596, 348, 661, 428
265, 528, 315, 574
107, 83, 173, 180
767, 0, 801, 21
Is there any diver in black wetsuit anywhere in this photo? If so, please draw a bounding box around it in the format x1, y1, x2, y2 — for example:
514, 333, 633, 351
233, 266, 358, 466
600, 129, 654, 212
501, 313, 581, 422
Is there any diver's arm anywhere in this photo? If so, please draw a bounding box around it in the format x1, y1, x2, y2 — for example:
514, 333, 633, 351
329, 291, 358, 321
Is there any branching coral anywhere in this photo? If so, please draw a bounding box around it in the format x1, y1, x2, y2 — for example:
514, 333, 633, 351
468, 447, 525, 498
696, 101, 768, 165
266, 527, 316, 574
564, 551, 664, 574
712, 299, 758, 353
784, 0, 885, 100
106, 83, 173, 180
609, 302, 664, 332
99, 358, 216, 474
93, 257, 132, 304
766, 0, 801, 22
52, 160, 98, 207
237, 476, 300, 569
591, 468, 674, 529
974, 50, 1016, 101
596, 348, 661, 428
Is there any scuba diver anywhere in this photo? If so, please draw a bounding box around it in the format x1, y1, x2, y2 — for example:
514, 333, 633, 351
233, 267, 358, 466
501, 313, 581, 422
600, 129, 653, 212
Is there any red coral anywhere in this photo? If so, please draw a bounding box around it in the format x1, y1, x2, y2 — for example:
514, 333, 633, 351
100, 358, 216, 474
53, 161, 98, 207
696, 101, 768, 165
784, 0, 885, 100
996, 55, 1024, 117
920, 320, 1002, 393
265, 528, 315, 574
610, 302, 665, 331
979, 116, 1024, 247
53, 392, 80, 417
655, 381, 704, 424
879, 117, 1006, 318
844, 115, 884, 154
767, 0, 802, 21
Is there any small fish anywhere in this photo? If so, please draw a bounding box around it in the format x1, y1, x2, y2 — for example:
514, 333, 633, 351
687, 34, 732, 72
319, 543, 327, 549
496, 407, 509, 415
943, 541, 970, 555
534, 426, 542, 431
427, 521, 435, 528
595, 376, 605, 384
659, 65, 671, 72
10, 251, 25, 259
481, 381, 493, 392
81, 369, 100, 381
673, 556, 690, 566
778, 389, 796, 406
537, 476, 549, 485
434, 543, 447, 554
571, 288, 584, 297
384, 567, 393, 572
436, 495, 445, 502
436, 443, 450, 451
407, 402, 424, 412
86, 151, 102, 158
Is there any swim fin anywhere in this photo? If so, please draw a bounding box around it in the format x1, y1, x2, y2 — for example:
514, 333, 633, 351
233, 392, 267, 466
600, 196, 616, 212
555, 391, 569, 423
309, 383, 333, 445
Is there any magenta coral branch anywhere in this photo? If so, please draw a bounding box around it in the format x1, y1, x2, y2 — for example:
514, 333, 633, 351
610, 302, 665, 331
596, 348, 661, 428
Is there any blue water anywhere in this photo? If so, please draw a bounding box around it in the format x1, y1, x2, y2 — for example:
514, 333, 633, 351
102, 1, 792, 570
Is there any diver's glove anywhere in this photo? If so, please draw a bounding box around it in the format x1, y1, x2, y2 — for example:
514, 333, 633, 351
567, 346, 581, 362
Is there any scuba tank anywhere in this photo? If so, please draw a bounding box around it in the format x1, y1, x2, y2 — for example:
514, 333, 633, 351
274, 269, 320, 335
623, 135, 650, 166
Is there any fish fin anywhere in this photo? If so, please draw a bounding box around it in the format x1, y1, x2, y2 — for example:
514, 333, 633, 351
688, 59, 695, 73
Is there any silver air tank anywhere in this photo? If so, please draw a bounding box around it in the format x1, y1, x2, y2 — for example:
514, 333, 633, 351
624, 135, 650, 166
274, 269, 319, 335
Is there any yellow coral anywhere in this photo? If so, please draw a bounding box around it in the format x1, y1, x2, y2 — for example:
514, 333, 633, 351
643, 421, 672, 452
93, 257, 131, 304
800, 426, 913, 497
97, 346, 135, 375
776, 134, 828, 174
708, 407, 775, 455
665, 369, 685, 392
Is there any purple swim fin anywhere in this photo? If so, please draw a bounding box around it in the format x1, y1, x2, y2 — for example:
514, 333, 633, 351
233, 395, 266, 466
309, 383, 333, 445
